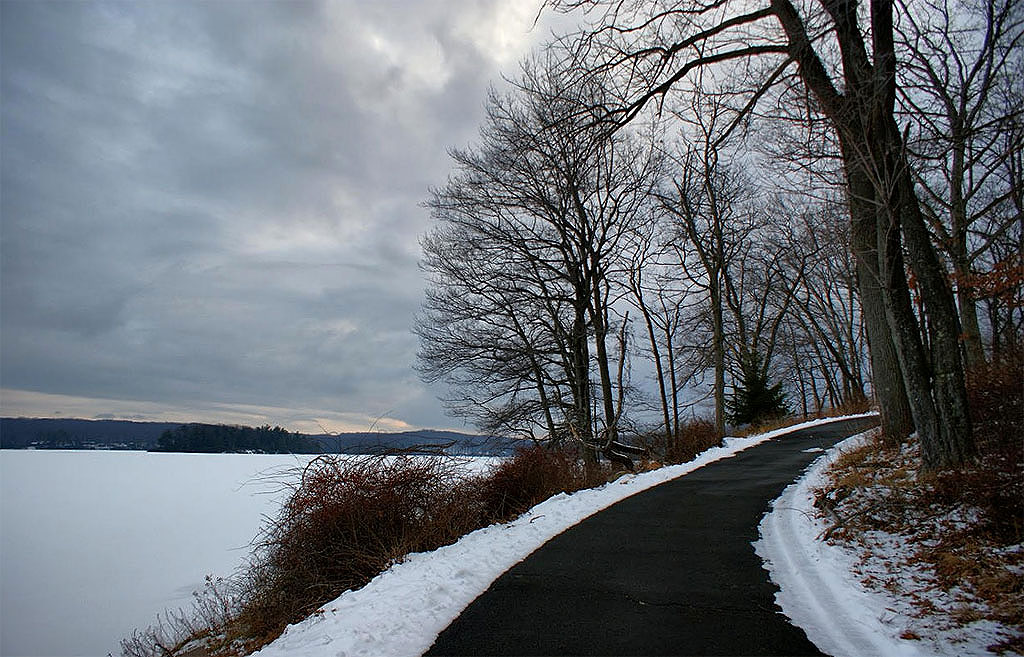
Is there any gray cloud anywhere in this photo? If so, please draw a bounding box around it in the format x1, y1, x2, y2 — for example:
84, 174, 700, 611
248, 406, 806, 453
1, 0, 554, 431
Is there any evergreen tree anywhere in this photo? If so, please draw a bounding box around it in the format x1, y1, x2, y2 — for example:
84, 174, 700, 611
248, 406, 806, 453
728, 351, 789, 426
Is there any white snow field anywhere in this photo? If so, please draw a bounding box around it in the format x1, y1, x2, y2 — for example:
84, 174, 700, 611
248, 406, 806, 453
756, 430, 1015, 656
0, 451, 314, 657
252, 414, 876, 657
0, 450, 501, 657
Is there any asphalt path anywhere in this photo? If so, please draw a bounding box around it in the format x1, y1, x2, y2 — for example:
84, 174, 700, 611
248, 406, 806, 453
426, 416, 879, 657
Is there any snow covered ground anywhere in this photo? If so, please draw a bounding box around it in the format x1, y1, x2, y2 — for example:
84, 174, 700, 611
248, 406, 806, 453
252, 414, 876, 657
0, 450, 501, 657
756, 430, 1018, 656
1, 451, 313, 657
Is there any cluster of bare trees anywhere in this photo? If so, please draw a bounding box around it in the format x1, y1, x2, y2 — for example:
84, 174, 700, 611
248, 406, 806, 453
418, 58, 661, 462
418, 0, 1021, 471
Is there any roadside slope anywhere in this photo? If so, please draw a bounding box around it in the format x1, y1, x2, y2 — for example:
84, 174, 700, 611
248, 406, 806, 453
758, 430, 1022, 656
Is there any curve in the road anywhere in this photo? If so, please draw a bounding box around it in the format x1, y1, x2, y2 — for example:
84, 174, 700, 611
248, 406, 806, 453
426, 416, 878, 657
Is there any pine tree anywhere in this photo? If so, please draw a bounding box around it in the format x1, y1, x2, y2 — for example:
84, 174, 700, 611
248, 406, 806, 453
728, 351, 789, 426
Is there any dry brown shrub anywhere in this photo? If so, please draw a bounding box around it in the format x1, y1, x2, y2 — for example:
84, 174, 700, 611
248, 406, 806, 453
476, 444, 604, 521
640, 419, 722, 465
966, 347, 1024, 455
672, 420, 723, 463
233, 454, 481, 651
126, 445, 599, 657
959, 348, 1024, 547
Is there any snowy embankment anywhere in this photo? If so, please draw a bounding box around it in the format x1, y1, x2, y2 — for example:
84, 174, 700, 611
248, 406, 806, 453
756, 430, 1013, 657
253, 414, 875, 657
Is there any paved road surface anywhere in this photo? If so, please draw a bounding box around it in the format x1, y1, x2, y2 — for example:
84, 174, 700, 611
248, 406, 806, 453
426, 416, 878, 656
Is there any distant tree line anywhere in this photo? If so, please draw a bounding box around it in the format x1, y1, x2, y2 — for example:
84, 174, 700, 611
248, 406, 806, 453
154, 424, 324, 454
0, 418, 180, 449
0, 418, 510, 455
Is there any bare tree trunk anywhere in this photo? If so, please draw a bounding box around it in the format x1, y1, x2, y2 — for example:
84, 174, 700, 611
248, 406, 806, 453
792, 338, 810, 417
809, 368, 822, 414
871, 180, 943, 450
856, 121, 974, 468
590, 280, 619, 445
630, 269, 673, 441
645, 312, 673, 441
891, 143, 976, 467
848, 168, 915, 443
952, 252, 987, 368
664, 321, 681, 437
875, 0, 974, 468
711, 271, 726, 435
571, 306, 597, 465
947, 146, 987, 369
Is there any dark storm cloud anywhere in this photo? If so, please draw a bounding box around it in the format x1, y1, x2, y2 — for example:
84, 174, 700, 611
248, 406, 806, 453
1, 0, 551, 430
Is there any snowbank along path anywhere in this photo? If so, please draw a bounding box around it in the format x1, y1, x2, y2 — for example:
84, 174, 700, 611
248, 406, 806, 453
254, 414, 877, 657
757, 430, 1012, 657
756, 430, 917, 657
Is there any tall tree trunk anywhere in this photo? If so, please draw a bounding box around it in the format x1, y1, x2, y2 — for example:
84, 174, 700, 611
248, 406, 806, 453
711, 271, 726, 435
634, 284, 673, 441
809, 368, 822, 413
790, 326, 810, 417
589, 279, 619, 445
772, 0, 972, 468
872, 182, 946, 461
947, 119, 987, 369
510, 313, 559, 441
951, 252, 987, 368
571, 304, 596, 465
847, 166, 915, 443
872, 0, 974, 468
889, 137, 975, 467
664, 323, 681, 437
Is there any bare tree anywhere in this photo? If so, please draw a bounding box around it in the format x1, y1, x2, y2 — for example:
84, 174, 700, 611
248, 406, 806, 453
897, 0, 1023, 366
418, 219, 571, 440
743, 64, 916, 444
545, 0, 975, 468
627, 224, 687, 440
776, 197, 869, 411
419, 53, 661, 459
659, 137, 751, 433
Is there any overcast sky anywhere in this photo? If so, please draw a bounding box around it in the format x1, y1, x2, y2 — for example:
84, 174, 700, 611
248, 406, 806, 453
1, 0, 568, 433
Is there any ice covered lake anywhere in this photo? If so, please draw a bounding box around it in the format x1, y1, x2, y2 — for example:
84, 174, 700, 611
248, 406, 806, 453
0, 450, 500, 657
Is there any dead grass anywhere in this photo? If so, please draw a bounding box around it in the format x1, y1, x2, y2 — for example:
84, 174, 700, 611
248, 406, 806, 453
812, 350, 1024, 653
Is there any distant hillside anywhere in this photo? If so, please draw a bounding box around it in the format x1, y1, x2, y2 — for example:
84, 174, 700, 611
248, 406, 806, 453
0, 418, 513, 455
0, 417, 181, 449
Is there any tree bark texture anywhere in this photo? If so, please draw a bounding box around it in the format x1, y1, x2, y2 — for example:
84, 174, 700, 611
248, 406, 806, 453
773, 0, 974, 468
848, 167, 915, 442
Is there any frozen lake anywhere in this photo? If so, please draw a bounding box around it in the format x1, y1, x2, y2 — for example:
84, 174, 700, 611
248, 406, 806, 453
0, 450, 498, 657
